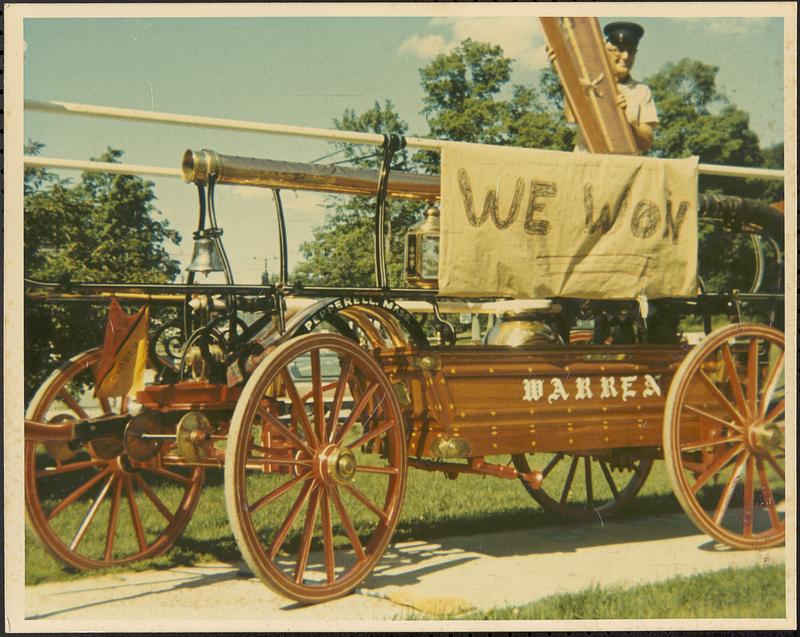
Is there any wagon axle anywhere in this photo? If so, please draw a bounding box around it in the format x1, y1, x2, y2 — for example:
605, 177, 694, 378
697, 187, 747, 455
408, 456, 544, 489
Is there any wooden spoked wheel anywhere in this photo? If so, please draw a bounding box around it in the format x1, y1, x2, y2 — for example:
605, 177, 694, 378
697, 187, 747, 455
512, 452, 652, 521
25, 349, 204, 570
225, 333, 407, 603
664, 323, 785, 549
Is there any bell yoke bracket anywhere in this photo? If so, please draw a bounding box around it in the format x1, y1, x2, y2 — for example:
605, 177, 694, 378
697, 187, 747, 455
374, 133, 407, 289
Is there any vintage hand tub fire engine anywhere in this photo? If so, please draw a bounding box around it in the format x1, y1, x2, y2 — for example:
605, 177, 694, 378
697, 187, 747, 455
24, 140, 786, 603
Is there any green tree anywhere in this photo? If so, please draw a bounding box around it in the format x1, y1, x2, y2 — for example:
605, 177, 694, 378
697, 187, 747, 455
644, 59, 779, 199
24, 143, 181, 399
502, 79, 575, 151
416, 39, 572, 170
420, 39, 512, 145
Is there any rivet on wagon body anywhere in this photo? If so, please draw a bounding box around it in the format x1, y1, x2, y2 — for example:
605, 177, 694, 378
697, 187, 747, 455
450, 368, 456, 374
600, 366, 606, 372
492, 443, 498, 449
604, 436, 609, 442
449, 403, 456, 410
489, 368, 495, 373
602, 406, 608, 412
531, 441, 537, 447
460, 412, 466, 418
568, 438, 574, 444
440, 378, 446, 384
567, 407, 573, 414
491, 410, 496, 416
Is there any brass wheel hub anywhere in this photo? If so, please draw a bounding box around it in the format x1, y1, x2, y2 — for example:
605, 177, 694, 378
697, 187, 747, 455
321, 446, 357, 484
748, 422, 782, 453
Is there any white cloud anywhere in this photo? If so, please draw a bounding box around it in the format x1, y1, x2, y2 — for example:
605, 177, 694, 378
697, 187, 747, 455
399, 17, 548, 71
399, 34, 452, 59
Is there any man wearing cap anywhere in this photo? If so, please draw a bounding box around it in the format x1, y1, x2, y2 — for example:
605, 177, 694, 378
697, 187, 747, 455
549, 21, 659, 153
603, 21, 659, 153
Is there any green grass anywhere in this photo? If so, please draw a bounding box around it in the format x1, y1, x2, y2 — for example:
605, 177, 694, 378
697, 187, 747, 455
402, 564, 786, 620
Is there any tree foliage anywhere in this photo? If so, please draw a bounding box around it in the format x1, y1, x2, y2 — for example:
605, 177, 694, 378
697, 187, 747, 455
24, 143, 181, 399
420, 39, 512, 145
415, 40, 572, 171
644, 58, 780, 201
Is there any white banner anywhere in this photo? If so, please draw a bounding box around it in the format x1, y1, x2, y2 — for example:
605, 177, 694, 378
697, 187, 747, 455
438, 142, 698, 300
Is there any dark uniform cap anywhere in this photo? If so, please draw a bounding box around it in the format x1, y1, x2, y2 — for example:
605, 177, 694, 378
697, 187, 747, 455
603, 22, 644, 48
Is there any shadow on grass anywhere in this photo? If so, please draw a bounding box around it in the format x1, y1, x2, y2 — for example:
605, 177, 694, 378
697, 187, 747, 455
24, 489, 685, 585
390, 489, 685, 544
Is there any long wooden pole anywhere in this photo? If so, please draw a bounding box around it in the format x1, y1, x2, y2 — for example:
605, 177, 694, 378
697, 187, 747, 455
25, 99, 441, 150
25, 99, 785, 181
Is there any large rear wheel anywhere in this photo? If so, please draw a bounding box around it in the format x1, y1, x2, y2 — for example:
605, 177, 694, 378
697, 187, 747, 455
663, 323, 785, 548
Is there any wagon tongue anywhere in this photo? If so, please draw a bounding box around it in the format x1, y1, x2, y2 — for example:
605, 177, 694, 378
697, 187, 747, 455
25, 412, 130, 446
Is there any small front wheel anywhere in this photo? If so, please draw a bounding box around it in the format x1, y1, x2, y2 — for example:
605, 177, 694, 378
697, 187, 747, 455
225, 333, 407, 603
25, 348, 204, 570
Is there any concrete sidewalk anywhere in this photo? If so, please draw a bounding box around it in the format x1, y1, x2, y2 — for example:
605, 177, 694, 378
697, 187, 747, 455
24, 512, 785, 624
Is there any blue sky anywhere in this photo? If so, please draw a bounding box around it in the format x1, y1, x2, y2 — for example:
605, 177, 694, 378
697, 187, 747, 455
20, 9, 788, 283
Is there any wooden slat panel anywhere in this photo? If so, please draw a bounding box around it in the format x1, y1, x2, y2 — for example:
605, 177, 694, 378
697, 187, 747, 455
540, 17, 638, 154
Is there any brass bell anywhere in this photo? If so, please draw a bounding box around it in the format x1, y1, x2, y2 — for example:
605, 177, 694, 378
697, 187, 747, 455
187, 231, 224, 274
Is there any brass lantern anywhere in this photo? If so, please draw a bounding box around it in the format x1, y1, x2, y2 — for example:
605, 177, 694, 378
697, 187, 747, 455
404, 204, 440, 289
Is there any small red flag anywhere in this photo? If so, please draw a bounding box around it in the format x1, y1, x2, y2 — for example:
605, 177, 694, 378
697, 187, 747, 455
94, 298, 150, 398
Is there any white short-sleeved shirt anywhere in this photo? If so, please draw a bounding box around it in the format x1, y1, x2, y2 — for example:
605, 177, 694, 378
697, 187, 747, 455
572, 76, 659, 152
617, 77, 659, 126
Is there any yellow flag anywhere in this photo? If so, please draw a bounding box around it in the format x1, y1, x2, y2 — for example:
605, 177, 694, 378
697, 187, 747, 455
95, 299, 150, 399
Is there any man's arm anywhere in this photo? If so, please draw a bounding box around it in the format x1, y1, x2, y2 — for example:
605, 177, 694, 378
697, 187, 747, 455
631, 121, 655, 153
616, 92, 657, 153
